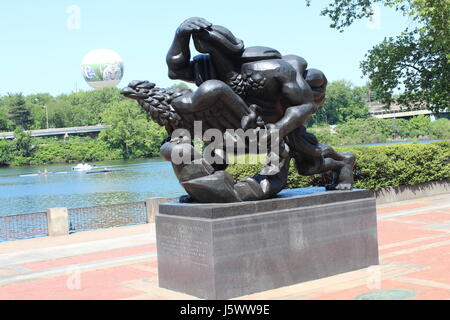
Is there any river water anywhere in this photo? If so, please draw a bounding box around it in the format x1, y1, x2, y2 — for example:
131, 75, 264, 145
0, 159, 184, 216
0, 139, 446, 216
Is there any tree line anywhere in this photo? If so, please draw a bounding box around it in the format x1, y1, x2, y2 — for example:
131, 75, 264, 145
0, 88, 123, 131
0, 80, 448, 167
0, 80, 370, 132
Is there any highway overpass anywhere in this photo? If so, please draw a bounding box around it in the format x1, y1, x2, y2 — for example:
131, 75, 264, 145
0, 125, 109, 140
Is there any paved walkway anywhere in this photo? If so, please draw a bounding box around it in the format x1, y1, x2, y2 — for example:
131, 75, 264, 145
0, 193, 449, 300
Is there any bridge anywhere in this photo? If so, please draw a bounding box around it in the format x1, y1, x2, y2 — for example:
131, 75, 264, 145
369, 108, 434, 119
368, 103, 448, 120
0, 125, 109, 140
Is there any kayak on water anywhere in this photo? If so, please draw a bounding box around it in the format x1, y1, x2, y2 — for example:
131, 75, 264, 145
85, 169, 125, 174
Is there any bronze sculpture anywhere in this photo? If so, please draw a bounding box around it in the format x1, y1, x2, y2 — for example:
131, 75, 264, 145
122, 17, 355, 203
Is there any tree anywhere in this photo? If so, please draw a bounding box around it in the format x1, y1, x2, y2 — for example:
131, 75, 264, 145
405, 114, 432, 138
58, 88, 123, 126
0, 140, 12, 166
336, 118, 390, 144
100, 100, 167, 159
0, 110, 11, 131
170, 82, 191, 90
26, 93, 56, 129
309, 80, 369, 125
429, 118, 450, 139
5, 93, 33, 129
0, 88, 127, 130
13, 127, 36, 157
307, 0, 450, 112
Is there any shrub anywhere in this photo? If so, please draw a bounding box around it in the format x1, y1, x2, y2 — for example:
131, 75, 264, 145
0, 140, 13, 166
227, 141, 450, 191
30, 138, 121, 165
13, 128, 36, 157
429, 118, 450, 140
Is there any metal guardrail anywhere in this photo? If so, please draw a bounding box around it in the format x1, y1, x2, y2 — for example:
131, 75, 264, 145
0, 211, 48, 242
0, 201, 149, 242
68, 201, 147, 233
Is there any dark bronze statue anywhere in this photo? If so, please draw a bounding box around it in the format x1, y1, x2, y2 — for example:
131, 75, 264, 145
122, 17, 355, 203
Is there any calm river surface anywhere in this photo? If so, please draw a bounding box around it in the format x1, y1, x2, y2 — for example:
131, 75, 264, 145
0, 159, 184, 216
0, 139, 446, 216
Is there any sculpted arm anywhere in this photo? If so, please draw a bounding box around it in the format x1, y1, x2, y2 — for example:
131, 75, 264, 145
275, 102, 317, 138
166, 17, 212, 82
272, 71, 317, 138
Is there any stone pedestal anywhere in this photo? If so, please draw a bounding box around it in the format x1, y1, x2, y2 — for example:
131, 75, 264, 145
155, 187, 379, 300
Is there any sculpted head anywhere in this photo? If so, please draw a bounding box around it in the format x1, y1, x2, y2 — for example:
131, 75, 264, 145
304, 68, 328, 107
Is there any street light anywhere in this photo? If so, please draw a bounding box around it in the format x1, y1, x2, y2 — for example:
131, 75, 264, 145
43, 105, 49, 129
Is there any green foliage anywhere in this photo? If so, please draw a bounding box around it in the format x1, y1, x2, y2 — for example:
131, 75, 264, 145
361, 29, 449, 111
1, 135, 128, 167
429, 118, 450, 139
228, 141, 450, 191
26, 93, 55, 129
310, 117, 450, 146
307, 0, 450, 112
0, 110, 11, 131
0, 140, 13, 166
12, 127, 36, 157
29, 137, 121, 165
0, 88, 124, 131
100, 100, 167, 159
170, 82, 191, 90
307, 127, 341, 145
56, 88, 123, 127
337, 118, 391, 144
348, 142, 450, 189
0, 88, 169, 166
309, 80, 369, 126
4, 93, 33, 129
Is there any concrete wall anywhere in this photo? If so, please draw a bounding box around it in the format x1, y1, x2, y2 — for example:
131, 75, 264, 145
375, 180, 450, 204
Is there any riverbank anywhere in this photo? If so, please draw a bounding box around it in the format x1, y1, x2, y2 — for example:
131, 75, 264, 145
1, 134, 448, 169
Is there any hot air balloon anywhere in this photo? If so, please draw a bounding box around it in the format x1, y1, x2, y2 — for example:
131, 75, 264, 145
81, 49, 124, 89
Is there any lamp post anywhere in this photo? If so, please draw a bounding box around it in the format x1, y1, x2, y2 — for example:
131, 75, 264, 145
43, 105, 49, 129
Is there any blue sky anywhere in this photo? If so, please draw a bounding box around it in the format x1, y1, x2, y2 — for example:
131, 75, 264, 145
0, 0, 411, 96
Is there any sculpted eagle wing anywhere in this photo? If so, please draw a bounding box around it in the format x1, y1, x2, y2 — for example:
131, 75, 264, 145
121, 80, 249, 136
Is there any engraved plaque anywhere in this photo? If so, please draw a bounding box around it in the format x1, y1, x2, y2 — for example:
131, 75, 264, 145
158, 221, 210, 266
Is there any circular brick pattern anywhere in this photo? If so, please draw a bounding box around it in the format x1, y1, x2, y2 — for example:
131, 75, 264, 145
354, 289, 417, 300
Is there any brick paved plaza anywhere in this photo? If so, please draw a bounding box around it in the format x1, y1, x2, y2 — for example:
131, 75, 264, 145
0, 193, 449, 300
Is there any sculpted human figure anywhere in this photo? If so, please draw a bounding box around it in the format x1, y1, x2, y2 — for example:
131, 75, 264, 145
122, 17, 356, 202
